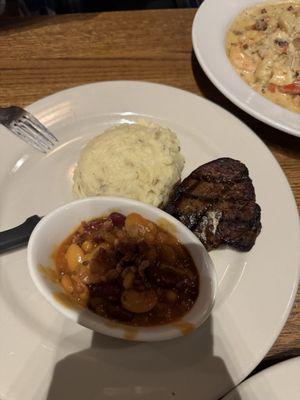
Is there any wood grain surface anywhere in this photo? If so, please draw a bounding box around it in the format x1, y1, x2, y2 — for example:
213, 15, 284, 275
0, 9, 299, 373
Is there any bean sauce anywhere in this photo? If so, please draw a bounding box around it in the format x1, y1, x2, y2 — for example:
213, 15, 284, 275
54, 212, 199, 326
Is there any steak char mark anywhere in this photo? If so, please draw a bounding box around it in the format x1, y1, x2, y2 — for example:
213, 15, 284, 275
164, 158, 261, 251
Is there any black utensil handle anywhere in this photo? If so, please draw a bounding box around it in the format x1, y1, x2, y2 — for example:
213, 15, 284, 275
0, 215, 42, 254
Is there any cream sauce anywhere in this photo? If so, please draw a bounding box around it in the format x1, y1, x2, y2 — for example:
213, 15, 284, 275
226, 1, 300, 113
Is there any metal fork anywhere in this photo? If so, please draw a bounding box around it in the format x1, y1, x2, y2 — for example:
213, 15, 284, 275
0, 106, 58, 153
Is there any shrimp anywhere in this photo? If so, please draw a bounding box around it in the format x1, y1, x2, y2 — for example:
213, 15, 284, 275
229, 45, 256, 73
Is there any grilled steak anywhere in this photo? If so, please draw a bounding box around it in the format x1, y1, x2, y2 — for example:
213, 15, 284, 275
164, 158, 261, 251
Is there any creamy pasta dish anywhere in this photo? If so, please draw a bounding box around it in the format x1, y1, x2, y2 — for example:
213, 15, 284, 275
226, 1, 300, 113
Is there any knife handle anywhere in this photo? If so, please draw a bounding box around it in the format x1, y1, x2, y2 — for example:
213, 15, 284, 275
0, 215, 42, 254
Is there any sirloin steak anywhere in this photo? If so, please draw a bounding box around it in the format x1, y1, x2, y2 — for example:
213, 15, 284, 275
164, 158, 261, 251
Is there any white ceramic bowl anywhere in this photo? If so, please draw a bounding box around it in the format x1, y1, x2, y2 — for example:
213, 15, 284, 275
192, 0, 300, 137
27, 197, 217, 342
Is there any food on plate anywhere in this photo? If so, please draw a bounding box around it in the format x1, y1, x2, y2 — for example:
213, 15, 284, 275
73, 122, 184, 207
54, 212, 199, 326
226, 2, 300, 113
164, 158, 261, 251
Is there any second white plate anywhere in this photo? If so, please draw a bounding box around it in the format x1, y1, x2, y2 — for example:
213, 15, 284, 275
192, 0, 300, 137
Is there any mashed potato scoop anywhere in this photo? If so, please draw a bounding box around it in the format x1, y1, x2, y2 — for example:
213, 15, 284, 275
73, 121, 184, 207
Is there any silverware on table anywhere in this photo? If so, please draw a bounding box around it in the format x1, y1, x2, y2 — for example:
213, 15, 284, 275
0, 106, 58, 153
0, 215, 42, 254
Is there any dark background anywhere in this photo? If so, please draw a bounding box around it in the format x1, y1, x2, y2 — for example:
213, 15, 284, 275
3, 0, 202, 16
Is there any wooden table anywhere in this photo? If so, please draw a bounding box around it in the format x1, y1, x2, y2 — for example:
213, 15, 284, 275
0, 8, 299, 374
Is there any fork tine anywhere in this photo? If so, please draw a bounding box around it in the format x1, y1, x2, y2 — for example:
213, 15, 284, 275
15, 121, 53, 151
10, 125, 48, 153
13, 124, 51, 152
22, 112, 58, 142
0, 106, 58, 153
20, 117, 55, 147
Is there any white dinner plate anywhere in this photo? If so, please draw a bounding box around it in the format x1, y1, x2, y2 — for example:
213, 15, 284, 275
192, 0, 300, 137
223, 357, 300, 399
0, 81, 299, 400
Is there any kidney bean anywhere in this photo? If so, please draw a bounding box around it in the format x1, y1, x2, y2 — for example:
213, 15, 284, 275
108, 212, 126, 228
